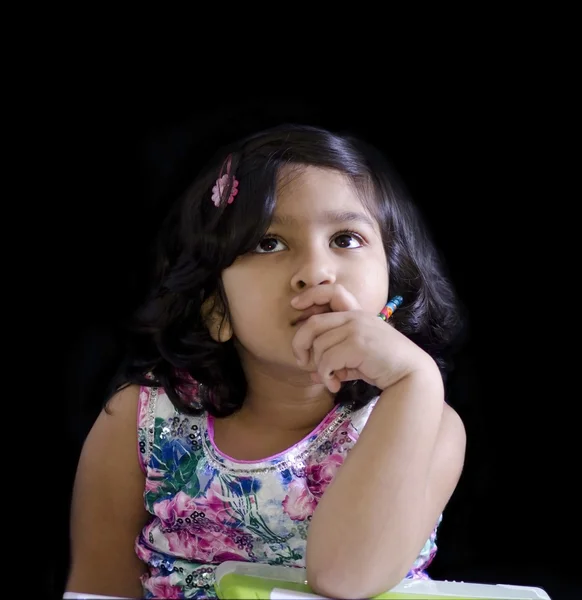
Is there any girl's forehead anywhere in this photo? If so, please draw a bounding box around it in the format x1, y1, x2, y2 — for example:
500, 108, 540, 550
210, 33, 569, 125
274, 165, 375, 223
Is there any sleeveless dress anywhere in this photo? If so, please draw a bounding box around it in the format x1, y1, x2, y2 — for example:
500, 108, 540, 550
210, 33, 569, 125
135, 385, 441, 599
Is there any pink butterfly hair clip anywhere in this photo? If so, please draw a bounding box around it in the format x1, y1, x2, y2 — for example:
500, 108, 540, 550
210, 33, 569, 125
211, 154, 239, 207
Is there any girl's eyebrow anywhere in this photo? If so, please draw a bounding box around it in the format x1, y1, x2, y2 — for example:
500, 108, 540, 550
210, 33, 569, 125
270, 210, 375, 228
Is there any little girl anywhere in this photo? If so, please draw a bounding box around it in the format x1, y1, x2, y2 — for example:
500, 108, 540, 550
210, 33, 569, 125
65, 124, 467, 599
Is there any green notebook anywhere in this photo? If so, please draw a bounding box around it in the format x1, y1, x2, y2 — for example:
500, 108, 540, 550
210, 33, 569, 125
214, 561, 551, 600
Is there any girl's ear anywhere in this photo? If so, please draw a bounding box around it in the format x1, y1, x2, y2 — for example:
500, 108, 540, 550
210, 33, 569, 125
201, 294, 233, 343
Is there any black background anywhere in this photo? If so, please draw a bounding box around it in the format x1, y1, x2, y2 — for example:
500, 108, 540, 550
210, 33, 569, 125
44, 65, 575, 599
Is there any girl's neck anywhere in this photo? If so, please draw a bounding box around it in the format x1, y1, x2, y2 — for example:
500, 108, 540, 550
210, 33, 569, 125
234, 355, 336, 433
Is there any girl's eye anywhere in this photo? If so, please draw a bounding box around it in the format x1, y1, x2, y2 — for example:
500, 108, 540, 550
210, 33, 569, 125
331, 232, 364, 249
254, 237, 288, 254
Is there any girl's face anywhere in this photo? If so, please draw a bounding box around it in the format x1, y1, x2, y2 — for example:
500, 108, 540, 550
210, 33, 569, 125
220, 166, 389, 373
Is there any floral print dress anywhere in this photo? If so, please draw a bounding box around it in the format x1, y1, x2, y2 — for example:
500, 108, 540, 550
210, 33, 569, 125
135, 385, 441, 599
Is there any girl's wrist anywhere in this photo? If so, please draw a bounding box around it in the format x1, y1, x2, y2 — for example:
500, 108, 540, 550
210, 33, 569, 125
377, 351, 442, 393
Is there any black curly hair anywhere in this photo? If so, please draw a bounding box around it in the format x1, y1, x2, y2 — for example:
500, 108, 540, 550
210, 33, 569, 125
108, 123, 464, 417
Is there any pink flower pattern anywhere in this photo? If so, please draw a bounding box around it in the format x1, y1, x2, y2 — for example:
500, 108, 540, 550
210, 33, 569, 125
144, 575, 182, 599
305, 453, 344, 499
282, 480, 318, 521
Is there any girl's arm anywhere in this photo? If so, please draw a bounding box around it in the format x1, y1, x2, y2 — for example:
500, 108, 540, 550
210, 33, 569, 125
65, 385, 150, 599
306, 359, 466, 599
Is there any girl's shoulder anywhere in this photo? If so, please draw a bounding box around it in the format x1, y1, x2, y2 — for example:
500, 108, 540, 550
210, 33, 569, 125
136, 382, 205, 474
348, 395, 381, 434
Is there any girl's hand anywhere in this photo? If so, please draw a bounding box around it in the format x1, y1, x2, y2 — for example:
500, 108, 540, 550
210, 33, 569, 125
291, 284, 435, 393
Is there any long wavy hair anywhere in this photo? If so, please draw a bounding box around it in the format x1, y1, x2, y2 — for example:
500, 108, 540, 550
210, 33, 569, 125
108, 124, 465, 416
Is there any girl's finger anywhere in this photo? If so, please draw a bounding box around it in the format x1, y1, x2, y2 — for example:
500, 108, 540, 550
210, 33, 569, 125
291, 283, 361, 313
316, 343, 364, 391
310, 326, 351, 370
292, 312, 353, 366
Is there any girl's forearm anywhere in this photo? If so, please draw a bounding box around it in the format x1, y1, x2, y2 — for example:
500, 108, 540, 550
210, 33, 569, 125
306, 361, 445, 598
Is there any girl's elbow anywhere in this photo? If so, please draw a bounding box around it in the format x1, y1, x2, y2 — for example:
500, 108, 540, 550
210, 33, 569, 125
307, 562, 407, 599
